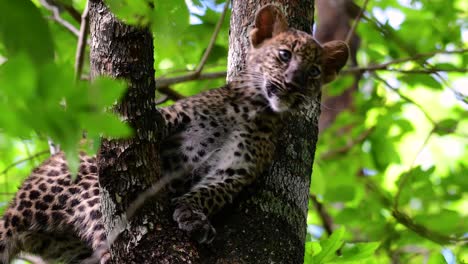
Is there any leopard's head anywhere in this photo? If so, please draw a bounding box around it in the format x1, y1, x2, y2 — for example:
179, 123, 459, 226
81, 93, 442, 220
246, 5, 349, 112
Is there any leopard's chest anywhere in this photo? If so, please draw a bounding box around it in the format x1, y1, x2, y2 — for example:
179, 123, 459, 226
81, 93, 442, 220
160, 104, 276, 181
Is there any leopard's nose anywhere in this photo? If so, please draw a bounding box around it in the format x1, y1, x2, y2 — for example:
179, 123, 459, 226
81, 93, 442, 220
285, 69, 307, 90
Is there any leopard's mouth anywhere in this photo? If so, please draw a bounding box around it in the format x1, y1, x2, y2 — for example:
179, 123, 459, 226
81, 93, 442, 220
264, 81, 301, 112
265, 82, 280, 97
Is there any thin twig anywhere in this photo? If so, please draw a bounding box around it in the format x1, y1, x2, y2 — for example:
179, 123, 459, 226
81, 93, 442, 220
61, 3, 82, 23
156, 71, 227, 88
195, 0, 230, 74
158, 63, 226, 78
394, 128, 434, 209
321, 127, 375, 160
158, 86, 185, 101
360, 176, 467, 245
40, 0, 80, 37
386, 68, 467, 74
391, 209, 466, 245
74, 0, 90, 81
365, 14, 463, 97
311, 195, 334, 236
155, 0, 229, 89
124, 176, 177, 221
0, 150, 49, 176
345, 67, 467, 74
345, 0, 370, 44
343, 48, 468, 74
48, 138, 60, 154
372, 73, 436, 125
155, 94, 169, 105
103, 176, 178, 258
84, 174, 180, 264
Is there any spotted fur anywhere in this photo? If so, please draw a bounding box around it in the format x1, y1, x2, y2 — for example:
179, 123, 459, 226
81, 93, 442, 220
0, 4, 348, 263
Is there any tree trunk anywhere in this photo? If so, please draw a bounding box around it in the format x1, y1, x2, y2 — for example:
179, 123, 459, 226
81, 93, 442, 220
199, 1, 317, 263
89, 0, 317, 263
89, 1, 198, 263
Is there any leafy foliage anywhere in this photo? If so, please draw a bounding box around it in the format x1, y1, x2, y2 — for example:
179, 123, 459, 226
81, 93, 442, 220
310, 0, 467, 263
0, 0, 466, 263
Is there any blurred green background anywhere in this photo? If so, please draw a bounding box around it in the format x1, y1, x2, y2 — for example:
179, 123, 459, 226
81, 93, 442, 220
0, 0, 466, 263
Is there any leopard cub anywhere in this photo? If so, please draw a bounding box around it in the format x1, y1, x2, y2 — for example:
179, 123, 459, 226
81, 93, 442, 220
0, 4, 348, 264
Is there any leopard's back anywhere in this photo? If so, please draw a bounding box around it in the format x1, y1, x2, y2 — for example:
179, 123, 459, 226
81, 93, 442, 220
0, 153, 105, 263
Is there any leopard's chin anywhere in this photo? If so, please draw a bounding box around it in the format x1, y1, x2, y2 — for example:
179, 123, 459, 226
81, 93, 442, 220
263, 82, 293, 112
268, 97, 290, 112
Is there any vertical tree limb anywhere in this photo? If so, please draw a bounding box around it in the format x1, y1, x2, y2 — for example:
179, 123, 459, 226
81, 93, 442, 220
201, 1, 316, 263
74, 0, 89, 80
88, 0, 198, 262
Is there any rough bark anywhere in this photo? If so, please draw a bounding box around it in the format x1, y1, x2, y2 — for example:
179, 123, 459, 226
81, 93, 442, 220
202, 1, 317, 263
89, 0, 198, 263
89, 0, 317, 263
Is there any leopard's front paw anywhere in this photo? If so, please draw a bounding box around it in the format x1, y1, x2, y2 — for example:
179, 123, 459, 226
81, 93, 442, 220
173, 204, 216, 244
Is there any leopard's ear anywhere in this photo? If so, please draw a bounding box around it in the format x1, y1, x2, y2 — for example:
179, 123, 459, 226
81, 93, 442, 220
321, 40, 349, 84
250, 5, 288, 48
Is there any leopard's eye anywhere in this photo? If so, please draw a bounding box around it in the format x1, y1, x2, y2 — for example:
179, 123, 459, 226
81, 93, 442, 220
310, 66, 321, 78
278, 49, 292, 62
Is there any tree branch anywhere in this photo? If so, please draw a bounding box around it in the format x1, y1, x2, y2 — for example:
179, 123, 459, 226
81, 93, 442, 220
394, 128, 434, 209
155, 0, 229, 89
0, 150, 49, 176
61, 3, 82, 23
384, 68, 467, 74
39, 0, 80, 37
364, 14, 462, 97
105, 175, 178, 249
85, 175, 180, 264
156, 71, 227, 88
372, 73, 436, 125
311, 195, 334, 236
342, 48, 468, 74
157, 86, 185, 101
360, 175, 467, 245
345, 0, 370, 44
74, 0, 90, 80
321, 127, 375, 160
195, 0, 229, 74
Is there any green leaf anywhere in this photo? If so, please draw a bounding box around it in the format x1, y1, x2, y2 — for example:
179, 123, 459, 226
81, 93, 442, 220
325, 76, 355, 96
414, 209, 465, 234
0, 0, 54, 65
64, 148, 80, 179
399, 74, 443, 90
313, 226, 346, 263
434, 118, 458, 135
427, 252, 448, 264
324, 185, 355, 202
305, 241, 322, 263
153, 0, 190, 47
369, 124, 400, 170
0, 54, 37, 101
203, 44, 228, 65
106, 0, 152, 25
431, 63, 459, 70
332, 242, 380, 263
89, 77, 127, 108
310, 167, 326, 195
83, 113, 132, 138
